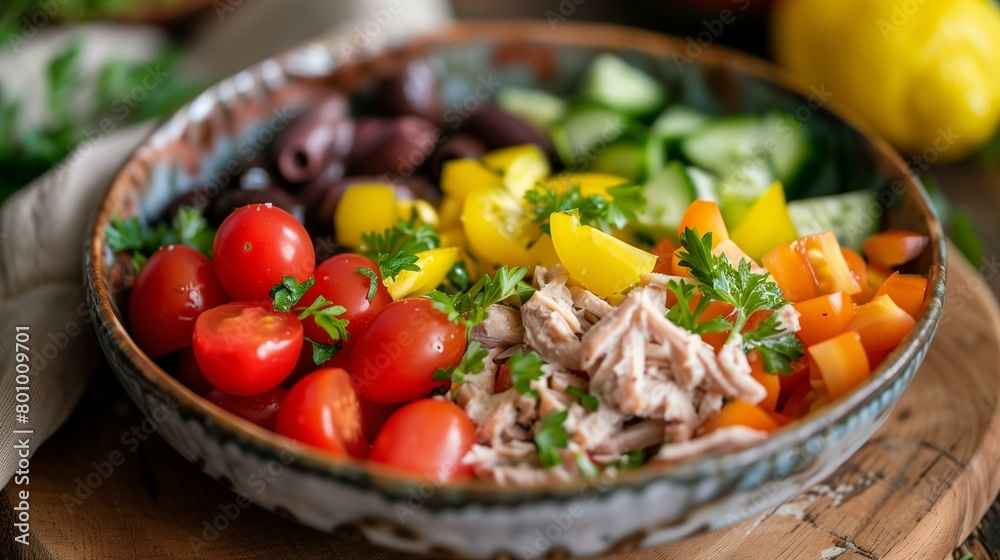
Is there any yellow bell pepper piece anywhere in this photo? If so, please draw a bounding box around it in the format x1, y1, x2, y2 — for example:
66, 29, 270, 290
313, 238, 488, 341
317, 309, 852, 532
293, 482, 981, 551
396, 198, 439, 228
481, 144, 551, 198
730, 182, 799, 260
440, 159, 502, 199
438, 196, 464, 229
772, 0, 1000, 162
334, 184, 397, 249
385, 247, 461, 299
461, 187, 556, 269
550, 211, 656, 297
541, 172, 630, 197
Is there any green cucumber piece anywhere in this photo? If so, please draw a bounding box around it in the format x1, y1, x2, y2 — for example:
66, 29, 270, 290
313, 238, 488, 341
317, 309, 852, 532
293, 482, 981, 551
680, 116, 759, 176
591, 141, 647, 181
752, 111, 813, 186
497, 86, 567, 130
581, 54, 666, 116
686, 166, 720, 203
637, 161, 697, 236
651, 106, 712, 140
552, 106, 627, 169
787, 190, 878, 251
716, 159, 775, 228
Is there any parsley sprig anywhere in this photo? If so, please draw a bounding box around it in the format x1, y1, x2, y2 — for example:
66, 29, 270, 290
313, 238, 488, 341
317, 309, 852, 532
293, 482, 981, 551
566, 387, 599, 411
664, 279, 733, 335
524, 183, 644, 234
361, 219, 439, 281
508, 349, 546, 397
270, 276, 350, 364
432, 341, 490, 396
107, 207, 214, 272
674, 228, 804, 374
535, 409, 570, 468
427, 266, 532, 329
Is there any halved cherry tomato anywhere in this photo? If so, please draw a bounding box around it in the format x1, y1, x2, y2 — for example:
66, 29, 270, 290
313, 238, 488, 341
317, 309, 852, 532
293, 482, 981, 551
748, 351, 781, 412
275, 368, 367, 457
794, 231, 861, 295
301, 254, 392, 349
206, 387, 286, 430
193, 302, 303, 396
369, 399, 476, 482
128, 245, 229, 358
849, 294, 916, 352
808, 330, 871, 399
701, 399, 779, 434
862, 230, 930, 268
678, 200, 729, 246
793, 291, 855, 345
763, 241, 818, 303
840, 247, 873, 304
349, 298, 466, 403
651, 237, 676, 275
874, 272, 927, 319
213, 204, 315, 302
360, 398, 400, 444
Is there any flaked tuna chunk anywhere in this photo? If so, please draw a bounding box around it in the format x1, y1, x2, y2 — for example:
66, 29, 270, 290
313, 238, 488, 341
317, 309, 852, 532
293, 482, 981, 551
569, 285, 614, 328
464, 441, 583, 486
568, 401, 626, 452
653, 426, 768, 463
521, 282, 583, 370
706, 335, 766, 404
470, 304, 524, 349
592, 419, 666, 457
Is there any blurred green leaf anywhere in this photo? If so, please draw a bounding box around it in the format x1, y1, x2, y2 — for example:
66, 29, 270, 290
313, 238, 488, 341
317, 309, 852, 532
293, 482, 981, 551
951, 210, 984, 268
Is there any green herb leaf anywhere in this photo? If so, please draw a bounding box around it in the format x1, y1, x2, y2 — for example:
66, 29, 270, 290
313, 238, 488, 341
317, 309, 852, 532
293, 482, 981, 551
296, 295, 349, 342
432, 341, 490, 397
566, 386, 599, 411
614, 449, 646, 470
665, 279, 734, 335
508, 349, 546, 397
104, 206, 215, 273
535, 409, 570, 468
271, 276, 316, 312
305, 338, 341, 365
355, 267, 379, 301
427, 266, 530, 329
575, 452, 599, 479
742, 314, 804, 374
524, 182, 644, 234
361, 219, 439, 280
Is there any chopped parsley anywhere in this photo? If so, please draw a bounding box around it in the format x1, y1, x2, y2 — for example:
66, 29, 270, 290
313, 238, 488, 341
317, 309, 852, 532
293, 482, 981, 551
524, 182, 644, 234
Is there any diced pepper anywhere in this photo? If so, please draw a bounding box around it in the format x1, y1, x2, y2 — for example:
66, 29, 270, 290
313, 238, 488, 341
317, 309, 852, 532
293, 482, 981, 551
462, 187, 556, 269
795, 231, 861, 295
481, 144, 551, 198
861, 230, 930, 268
678, 200, 729, 247
840, 247, 873, 304
541, 172, 630, 197
781, 381, 816, 420
763, 241, 818, 303
651, 237, 676, 275
550, 211, 657, 297
849, 294, 916, 352
793, 291, 855, 346
440, 158, 502, 199
730, 182, 799, 260
384, 247, 461, 300
873, 272, 927, 319
335, 184, 398, 249
701, 399, 780, 434
808, 330, 871, 399
749, 351, 781, 412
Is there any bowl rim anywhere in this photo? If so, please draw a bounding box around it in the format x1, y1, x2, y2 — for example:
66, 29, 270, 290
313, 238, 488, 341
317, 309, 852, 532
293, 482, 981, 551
86, 20, 947, 501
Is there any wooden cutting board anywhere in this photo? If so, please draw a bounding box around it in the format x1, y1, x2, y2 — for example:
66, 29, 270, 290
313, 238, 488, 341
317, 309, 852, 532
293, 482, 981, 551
4, 247, 999, 560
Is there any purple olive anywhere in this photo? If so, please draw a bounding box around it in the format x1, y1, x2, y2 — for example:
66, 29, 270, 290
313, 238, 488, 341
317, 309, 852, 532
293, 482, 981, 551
459, 105, 556, 159
347, 116, 440, 177
275, 94, 354, 184
374, 59, 441, 123
429, 133, 487, 180
208, 188, 305, 226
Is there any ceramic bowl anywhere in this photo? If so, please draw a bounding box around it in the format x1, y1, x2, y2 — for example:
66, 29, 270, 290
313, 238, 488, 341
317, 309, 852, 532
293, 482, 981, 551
85, 22, 946, 559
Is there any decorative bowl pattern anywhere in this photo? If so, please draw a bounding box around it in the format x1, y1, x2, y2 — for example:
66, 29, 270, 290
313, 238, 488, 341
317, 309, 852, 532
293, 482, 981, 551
85, 22, 946, 559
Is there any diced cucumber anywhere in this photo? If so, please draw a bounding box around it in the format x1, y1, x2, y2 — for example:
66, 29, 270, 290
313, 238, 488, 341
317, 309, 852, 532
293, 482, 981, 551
552, 106, 627, 169
752, 112, 813, 186
651, 106, 712, 141
497, 86, 567, 130
680, 116, 759, 177
686, 166, 719, 203
787, 190, 879, 251
636, 161, 696, 236
591, 140, 647, 182
581, 54, 666, 116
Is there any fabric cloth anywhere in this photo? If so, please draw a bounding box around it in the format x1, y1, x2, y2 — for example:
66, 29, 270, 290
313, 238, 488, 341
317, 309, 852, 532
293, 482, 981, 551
0, 0, 451, 488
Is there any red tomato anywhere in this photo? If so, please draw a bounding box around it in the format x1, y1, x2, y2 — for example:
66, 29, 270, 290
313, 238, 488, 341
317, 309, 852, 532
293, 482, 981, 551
350, 298, 465, 403
206, 387, 286, 430
301, 254, 392, 348
862, 230, 930, 268
177, 347, 214, 395
369, 399, 475, 482
360, 398, 400, 443
193, 302, 303, 396
777, 360, 810, 409
213, 204, 315, 302
781, 381, 816, 420
128, 245, 229, 358
650, 237, 676, 275
275, 368, 367, 457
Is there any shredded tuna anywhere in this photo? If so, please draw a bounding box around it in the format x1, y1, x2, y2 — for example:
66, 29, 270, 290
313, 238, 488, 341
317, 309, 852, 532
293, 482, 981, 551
521, 281, 584, 370
470, 304, 524, 349
653, 426, 768, 463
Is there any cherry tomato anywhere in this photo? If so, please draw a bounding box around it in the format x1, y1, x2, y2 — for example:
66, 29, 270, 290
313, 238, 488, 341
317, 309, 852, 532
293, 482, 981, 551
177, 347, 215, 395
360, 398, 400, 443
350, 298, 465, 403
128, 245, 229, 358
193, 302, 303, 396
369, 399, 475, 482
206, 387, 287, 430
301, 254, 392, 348
213, 204, 315, 302
275, 368, 367, 458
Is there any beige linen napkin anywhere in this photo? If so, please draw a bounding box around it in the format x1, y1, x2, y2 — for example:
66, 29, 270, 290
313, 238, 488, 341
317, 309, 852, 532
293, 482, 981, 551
0, 0, 451, 488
